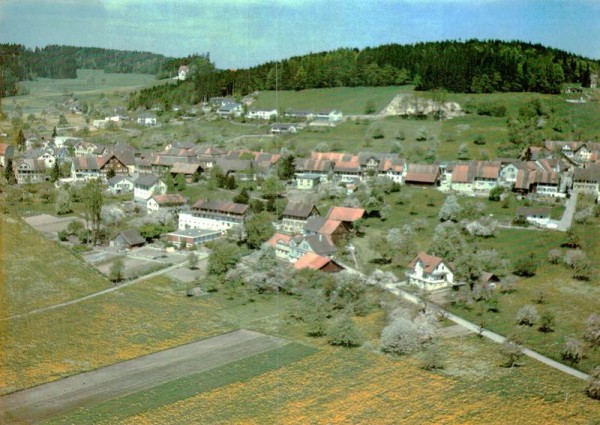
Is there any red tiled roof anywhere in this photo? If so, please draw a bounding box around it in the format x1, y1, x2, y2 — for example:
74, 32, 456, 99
152, 194, 187, 205
294, 252, 332, 271
405, 164, 440, 184
0, 143, 12, 155
319, 219, 343, 235
408, 252, 451, 274
326, 206, 365, 222
266, 233, 293, 247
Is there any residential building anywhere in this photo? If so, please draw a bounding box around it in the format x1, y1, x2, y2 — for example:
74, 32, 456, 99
294, 159, 332, 182
177, 65, 189, 81
316, 109, 343, 122
304, 216, 350, 245
246, 108, 278, 120
178, 200, 249, 231
14, 159, 47, 184
293, 252, 344, 273
515, 207, 552, 227
108, 176, 135, 195
216, 102, 243, 118
326, 206, 365, 225
270, 123, 298, 134
406, 252, 455, 290
281, 202, 320, 234
170, 162, 203, 182
404, 164, 440, 186
133, 174, 167, 202
284, 109, 315, 120
295, 173, 321, 190
572, 165, 600, 198
137, 113, 158, 126
146, 193, 188, 214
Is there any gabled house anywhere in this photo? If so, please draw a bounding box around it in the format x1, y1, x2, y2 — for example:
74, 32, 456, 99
170, 162, 203, 182
215, 158, 254, 180
177, 65, 189, 81
266, 233, 294, 260
178, 200, 249, 231
295, 173, 321, 190
288, 234, 337, 262
0, 143, 15, 167
404, 164, 440, 186
316, 109, 343, 122
284, 109, 315, 120
133, 174, 167, 202
108, 175, 135, 195
450, 161, 501, 195
15, 159, 47, 184
281, 202, 320, 234
99, 154, 129, 178
326, 206, 365, 226
146, 193, 188, 214
406, 252, 454, 289
376, 157, 406, 184
73, 141, 100, 157
294, 252, 344, 273
111, 229, 146, 249
294, 159, 332, 182
71, 156, 104, 181
333, 155, 362, 182
304, 216, 350, 245
217, 102, 243, 118
515, 207, 551, 227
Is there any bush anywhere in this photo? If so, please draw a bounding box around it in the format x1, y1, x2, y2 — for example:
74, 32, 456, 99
586, 366, 600, 400
516, 304, 538, 326
488, 186, 504, 202
538, 310, 555, 333
327, 314, 363, 347
418, 343, 446, 371
561, 338, 584, 364
584, 314, 600, 347
473, 135, 486, 145
547, 249, 561, 264
500, 339, 523, 368
57, 230, 68, 241
514, 253, 538, 277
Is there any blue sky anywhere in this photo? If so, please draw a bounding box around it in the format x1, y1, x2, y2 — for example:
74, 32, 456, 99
0, 0, 598, 69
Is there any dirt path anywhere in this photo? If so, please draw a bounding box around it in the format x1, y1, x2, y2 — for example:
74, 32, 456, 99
0, 330, 289, 424
2, 256, 204, 322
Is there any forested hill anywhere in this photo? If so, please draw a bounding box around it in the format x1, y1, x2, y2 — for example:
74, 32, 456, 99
0, 44, 174, 97
175, 40, 597, 105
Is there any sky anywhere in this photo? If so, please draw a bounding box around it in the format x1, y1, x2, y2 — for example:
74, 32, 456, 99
0, 0, 599, 69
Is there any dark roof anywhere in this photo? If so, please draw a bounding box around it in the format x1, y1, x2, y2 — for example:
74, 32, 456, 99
304, 234, 337, 256
516, 207, 551, 217
215, 158, 253, 173
192, 200, 248, 215
135, 174, 160, 186
108, 175, 132, 185
573, 164, 600, 183
405, 164, 440, 184
115, 229, 146, 246
358, 152, 399, 166
282, 202, 318, 219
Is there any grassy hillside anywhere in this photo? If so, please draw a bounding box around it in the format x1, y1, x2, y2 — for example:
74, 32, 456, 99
1, 215, 112, 317
3, 69, 158, 115
252, 86, 412, 115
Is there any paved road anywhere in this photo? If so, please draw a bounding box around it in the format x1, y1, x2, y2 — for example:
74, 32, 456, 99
2, 254, 207, 322
557, 192, 578, 231
383, 284, 589, 382
0, 330, 288, 424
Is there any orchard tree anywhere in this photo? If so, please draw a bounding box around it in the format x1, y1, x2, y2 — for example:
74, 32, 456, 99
584, 314, 600, 347
327, 314, 363, 347
438, 195, 462, 222
586, 366, 600, 400
561, 338, 584, 365
55, 189, 72, 215
380, 317, 419, 355
500, 338, 524, 368
516, 304, 539, 326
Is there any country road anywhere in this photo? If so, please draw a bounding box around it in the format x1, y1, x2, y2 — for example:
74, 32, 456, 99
2, 253, 206, 322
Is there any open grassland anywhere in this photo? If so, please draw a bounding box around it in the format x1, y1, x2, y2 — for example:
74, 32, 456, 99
252, 86, 412, 115
72, 337, 599, 424
3, 69, 158, 115
0, 276, 233, 395
0, 215, 111, 317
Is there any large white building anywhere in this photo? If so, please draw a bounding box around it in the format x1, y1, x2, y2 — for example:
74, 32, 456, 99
178, 200, 249, 231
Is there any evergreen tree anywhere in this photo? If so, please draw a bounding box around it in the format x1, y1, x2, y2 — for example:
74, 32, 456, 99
50, 159, 61, 182
15, 129, 25, 151
52, 126, 57, 138
4, 158, 15, 184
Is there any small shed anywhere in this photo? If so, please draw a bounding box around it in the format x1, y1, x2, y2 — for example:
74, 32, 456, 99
111, 229, 146, 249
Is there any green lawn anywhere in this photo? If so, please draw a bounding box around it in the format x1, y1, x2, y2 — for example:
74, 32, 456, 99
252, 86, 412, 115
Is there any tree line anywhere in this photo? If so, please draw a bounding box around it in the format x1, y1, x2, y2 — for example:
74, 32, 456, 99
128, 39, 599, 109
0, 43, 175, 96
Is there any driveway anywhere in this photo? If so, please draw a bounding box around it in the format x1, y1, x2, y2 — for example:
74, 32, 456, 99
557, 193, 578, 231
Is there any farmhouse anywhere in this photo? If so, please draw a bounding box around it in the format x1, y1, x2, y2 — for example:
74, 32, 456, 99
166, 228, 222, 248
266, 233, 294, 260
294, 252, 344, 273
295, 159, 332, 181
281, 202, 320, 234
449, 161, 501, 195
304, 216, 350, 245
170, 162, 202, 182
288, 234, 337, 262
146, 193, 188, 214
178, 200, 249, 231
270, 123, 298, 134
71, 156, 103, 181
406, 252, 455, 289
133, 174, 167, 202
333, 156, 362, 182
404, 164, 440, 186
326, 206, 365, 225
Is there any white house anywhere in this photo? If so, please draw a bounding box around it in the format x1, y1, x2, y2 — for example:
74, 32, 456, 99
108, 175, 135, 195
316, 109, 343, 122
146, 193, 187, 214
270, 123, 297, 134
516, 207, 552, 227
133, 174, 167, 202
246, 108, 277, 120
406, 252, 455, 290
217, 103, 243, 118
38, 151, 57, 169
177, 65, 189, 81
137, 113, 158, 126
178, 200, 249, 231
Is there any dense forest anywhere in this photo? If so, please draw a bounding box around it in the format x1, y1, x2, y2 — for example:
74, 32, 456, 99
128, 40, 599, 109
0, 44, 173, 97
